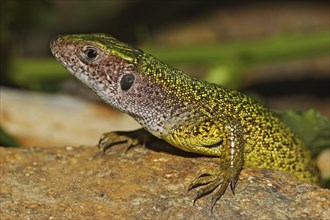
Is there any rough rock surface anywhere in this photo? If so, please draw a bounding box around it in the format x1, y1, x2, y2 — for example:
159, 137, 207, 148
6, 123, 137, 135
1, 143, 329, 219
1, 88, 329, 219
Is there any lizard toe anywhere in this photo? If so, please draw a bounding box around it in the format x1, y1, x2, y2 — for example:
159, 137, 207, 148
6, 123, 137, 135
188, 174, 217, 191
189, 166, 241, 208
97, 128, 155, 154
192, 175, 224, 205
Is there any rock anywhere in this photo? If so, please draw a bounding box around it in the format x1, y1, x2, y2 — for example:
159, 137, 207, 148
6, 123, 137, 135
1, 87, 329, 218
1, 144, 329, 219
317, 148, 330, 179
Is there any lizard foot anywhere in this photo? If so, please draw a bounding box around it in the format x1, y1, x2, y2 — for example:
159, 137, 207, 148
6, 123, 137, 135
98, 128, 154, 154
188, 166, 240, 210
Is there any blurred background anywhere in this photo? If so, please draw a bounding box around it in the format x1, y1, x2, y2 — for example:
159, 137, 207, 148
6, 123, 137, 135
0, 0, 329, 157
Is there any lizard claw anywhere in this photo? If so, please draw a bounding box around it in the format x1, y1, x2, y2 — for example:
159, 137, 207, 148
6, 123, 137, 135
98, 132, 133, 154
97, 128, 155, 154
188, 166, 240, 210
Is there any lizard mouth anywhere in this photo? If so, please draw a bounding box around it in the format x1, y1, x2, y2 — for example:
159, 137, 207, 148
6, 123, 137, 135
50, 36, 80, 75
50, 36, 70, 68
50, 36, 63, 58
49, 35, 106, 92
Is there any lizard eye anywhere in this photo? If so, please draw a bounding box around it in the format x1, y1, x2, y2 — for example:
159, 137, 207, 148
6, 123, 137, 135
82, 46, 98, 61
86, 48, 98, 59
120, 74, 135, 91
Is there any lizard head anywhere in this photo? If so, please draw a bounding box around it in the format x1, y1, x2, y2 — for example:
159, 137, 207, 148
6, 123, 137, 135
50, 33, 174, 131
50, 33, 151, 112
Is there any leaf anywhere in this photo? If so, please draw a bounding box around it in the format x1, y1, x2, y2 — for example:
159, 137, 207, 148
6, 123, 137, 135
275, 109, 330, 158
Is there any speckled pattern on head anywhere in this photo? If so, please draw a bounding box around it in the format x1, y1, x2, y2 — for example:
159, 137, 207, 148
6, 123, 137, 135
50, 33, 319, 206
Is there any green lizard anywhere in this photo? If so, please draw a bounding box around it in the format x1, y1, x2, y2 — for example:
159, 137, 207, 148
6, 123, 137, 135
50, 33, 319, 208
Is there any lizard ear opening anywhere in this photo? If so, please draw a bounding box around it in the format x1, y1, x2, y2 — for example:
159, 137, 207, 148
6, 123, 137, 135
120, 74, 135, 91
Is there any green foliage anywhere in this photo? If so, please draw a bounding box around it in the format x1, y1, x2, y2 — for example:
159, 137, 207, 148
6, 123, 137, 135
275, 109, 330, 158
144, 29, 329, 88
6, 29, 329, 91
0, 127, 19, 147
8, 58, 69, 91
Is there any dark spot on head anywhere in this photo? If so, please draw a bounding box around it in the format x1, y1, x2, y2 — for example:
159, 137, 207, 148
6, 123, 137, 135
120, 74, 135, 91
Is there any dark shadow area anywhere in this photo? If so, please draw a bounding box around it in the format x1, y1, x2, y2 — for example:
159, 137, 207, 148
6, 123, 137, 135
243, 78, 329, 98
96, 0, 239, 43
147, 139, 218, 159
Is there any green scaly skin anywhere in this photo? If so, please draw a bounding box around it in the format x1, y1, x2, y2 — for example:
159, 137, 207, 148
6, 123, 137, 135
50, 33, 319, 208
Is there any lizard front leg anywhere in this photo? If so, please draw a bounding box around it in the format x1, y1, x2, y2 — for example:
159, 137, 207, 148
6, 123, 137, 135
98, 128, 156, 153
186, 124, 245, 209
